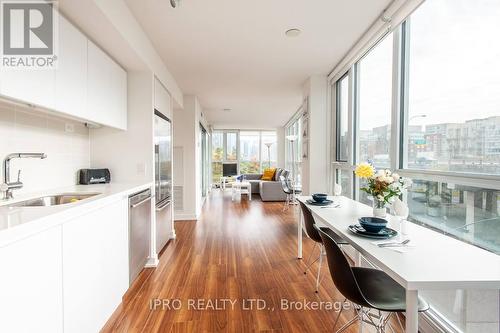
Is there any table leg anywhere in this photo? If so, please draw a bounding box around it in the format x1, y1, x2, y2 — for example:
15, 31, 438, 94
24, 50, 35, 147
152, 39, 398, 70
298, 212, 303, 259
248, 185, 251, 201
406, 289, 419, 333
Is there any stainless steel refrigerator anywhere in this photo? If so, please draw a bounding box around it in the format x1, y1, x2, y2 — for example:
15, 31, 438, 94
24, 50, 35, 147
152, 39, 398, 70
154, 110, 173, 254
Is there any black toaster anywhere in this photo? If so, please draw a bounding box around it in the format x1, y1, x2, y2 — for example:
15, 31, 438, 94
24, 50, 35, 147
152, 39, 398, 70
78, 169, 111, 185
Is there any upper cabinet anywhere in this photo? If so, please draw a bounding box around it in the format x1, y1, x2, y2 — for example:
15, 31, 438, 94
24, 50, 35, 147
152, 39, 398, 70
154, 78, 172, 120
87, 41, 127, 130
0, 61, 56, 110
0, 14, 127, 130
55, 16, 87, 119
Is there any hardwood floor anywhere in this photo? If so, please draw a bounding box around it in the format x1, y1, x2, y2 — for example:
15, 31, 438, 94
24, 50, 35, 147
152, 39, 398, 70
102, 190, 402, 333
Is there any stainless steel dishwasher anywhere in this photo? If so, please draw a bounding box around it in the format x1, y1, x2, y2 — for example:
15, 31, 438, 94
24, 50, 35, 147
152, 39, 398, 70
128, 189, 152, 285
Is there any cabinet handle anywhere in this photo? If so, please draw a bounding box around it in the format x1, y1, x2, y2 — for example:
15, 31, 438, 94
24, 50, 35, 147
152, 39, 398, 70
130, 197, 151, 208
156, 200, 171, 211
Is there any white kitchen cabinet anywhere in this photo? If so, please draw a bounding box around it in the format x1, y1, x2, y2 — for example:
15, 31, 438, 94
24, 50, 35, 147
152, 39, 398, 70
87, 40, 127, 130
0, 14, 126, 130
62, 199, 129, 333
110, 60, 128, 129
55, 15, 87, 119
154, 78, 172, 119
0, 226, 63, 333
0, 63, 56, 110
87, 40, 111, 126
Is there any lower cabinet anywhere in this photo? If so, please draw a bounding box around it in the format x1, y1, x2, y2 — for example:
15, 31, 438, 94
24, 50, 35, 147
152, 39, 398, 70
62, 199, 129, 333
0, 197, 129, 333
0, 226, 64, 333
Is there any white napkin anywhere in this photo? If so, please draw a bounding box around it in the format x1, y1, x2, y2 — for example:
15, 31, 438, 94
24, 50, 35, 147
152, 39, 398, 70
393, 198, 409, 218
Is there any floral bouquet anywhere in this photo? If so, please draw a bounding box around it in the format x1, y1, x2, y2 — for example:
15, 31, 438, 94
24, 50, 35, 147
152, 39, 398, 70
354, 163, 412, 217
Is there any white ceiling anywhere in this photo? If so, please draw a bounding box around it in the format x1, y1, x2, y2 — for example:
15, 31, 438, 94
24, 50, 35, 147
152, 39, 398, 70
125, 0, 391, 128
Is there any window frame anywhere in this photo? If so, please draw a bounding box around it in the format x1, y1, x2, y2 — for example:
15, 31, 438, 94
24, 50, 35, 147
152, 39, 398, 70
335, 72, 350, 163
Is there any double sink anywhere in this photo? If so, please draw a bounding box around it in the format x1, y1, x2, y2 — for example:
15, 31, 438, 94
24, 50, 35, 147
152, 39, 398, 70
4, 193, 101, 208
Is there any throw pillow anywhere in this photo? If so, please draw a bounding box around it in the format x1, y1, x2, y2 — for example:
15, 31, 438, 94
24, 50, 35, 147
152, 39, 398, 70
261, 168, 276, 181
274, 168, 282, 181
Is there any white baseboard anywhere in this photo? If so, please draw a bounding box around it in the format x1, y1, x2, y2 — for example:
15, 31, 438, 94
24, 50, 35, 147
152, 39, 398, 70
174, 213, 198, 221
145, 256, 159, 268
169, 230, 177, 239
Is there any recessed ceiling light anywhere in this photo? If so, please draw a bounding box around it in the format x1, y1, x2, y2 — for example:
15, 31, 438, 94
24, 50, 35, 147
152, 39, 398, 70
285, 28, 301, 37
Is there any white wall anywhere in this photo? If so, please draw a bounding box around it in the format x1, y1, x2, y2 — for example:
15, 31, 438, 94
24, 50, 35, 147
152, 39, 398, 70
0, 101, 90, 195
301, 75, 329, 195
173, 95, 206, 220
90, 71, 155, 184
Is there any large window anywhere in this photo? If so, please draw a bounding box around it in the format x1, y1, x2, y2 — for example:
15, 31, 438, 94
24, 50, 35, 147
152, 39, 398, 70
211, 130, 277, 183
211, 132, 224, 183
330, 1, 500, 331
286, 117, 302, 186
225, 132, 238, 161
357, 34, 393, 170
239, 131, 261, 174
261, 131, 277, 169
405, 0, 500, 175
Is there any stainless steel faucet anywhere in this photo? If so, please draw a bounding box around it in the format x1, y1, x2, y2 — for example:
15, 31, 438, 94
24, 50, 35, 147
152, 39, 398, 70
1, 153, 47, 200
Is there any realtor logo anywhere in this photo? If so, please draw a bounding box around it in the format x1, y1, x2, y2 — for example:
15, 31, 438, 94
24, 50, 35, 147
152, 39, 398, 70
1, 0, 58, 69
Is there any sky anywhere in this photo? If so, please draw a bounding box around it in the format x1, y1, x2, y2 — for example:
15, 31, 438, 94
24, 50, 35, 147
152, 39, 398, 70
358, 0, 500, 130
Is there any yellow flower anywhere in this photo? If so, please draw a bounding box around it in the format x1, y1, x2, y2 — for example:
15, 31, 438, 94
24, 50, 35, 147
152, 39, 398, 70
355, 163, 375, 179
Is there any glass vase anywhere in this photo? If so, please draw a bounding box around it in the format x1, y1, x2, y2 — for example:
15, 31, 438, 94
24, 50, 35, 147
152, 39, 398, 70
372, 198, 387, 218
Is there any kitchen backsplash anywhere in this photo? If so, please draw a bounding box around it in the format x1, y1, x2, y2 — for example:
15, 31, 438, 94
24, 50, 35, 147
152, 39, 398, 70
0, 101, 90, 195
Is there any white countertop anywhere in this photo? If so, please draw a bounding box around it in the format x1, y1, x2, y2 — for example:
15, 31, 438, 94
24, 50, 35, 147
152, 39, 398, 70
0, 182, 152, 248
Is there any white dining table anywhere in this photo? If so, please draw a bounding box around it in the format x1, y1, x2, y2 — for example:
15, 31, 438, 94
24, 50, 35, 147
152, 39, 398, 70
297, 195, 500, 333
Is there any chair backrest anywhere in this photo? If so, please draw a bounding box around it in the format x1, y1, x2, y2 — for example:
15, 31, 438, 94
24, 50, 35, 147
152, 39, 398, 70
299, 201, 322, 243
315, 226, 369, 307
279, 175, 291, 194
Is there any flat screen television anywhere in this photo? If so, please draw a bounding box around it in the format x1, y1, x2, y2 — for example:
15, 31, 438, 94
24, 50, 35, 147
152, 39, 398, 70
222, 163, 238, 177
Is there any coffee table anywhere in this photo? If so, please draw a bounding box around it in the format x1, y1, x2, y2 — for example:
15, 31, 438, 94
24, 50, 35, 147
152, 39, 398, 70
231, 181, 251, 201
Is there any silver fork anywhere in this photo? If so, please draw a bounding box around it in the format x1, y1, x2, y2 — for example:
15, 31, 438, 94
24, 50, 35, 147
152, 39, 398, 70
320, 204, 340, 209
378, 239, 411, 248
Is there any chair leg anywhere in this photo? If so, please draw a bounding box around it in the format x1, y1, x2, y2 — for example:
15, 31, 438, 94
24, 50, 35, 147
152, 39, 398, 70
303, 243, 318, 274
379, 312, 393, 333
395, 313, 404, 332
332, 298, 347, 331
315, 245, 324, 293
335, 314, 359, 333
283, 194, 289, 211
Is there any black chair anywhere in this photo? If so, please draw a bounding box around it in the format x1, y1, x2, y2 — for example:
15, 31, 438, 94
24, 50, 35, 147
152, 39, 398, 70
299, 201, 348, 293
315, 225, 429, 332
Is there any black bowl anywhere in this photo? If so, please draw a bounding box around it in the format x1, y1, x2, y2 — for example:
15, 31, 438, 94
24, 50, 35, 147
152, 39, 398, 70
312, 193, 328, 203
359, 217, 388, 233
